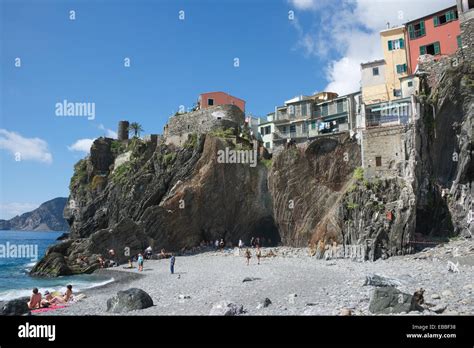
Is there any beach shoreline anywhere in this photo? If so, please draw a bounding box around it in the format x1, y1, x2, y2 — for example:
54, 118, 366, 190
25, 241, 474, 316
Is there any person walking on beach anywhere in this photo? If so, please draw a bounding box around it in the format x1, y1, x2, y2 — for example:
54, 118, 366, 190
170, 254, 176, 274
137, 253, 144, 272
27, 288, 42, 309
256, 246, 262, 265
214, 239, 219, 250
219, 239, 225, 251
245, 248, 252, 266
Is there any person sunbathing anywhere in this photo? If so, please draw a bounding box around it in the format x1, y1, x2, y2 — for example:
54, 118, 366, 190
51, 284, 73, 304
27, 288, 42, 309
40, 290, 53, 307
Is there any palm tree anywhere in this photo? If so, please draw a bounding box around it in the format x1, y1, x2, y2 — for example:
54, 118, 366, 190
129, 122, 144, 138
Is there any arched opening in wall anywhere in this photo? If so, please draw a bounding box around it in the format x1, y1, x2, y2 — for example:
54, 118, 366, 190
247, 216, 280, 247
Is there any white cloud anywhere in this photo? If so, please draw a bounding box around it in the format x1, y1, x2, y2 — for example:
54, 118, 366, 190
0, 202, 39, 220
290, 0, 456, 95
68, 138, 95, 153
0, 129, 53, 164
98, 124, 117, 139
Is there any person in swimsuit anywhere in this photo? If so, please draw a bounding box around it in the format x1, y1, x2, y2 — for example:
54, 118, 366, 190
245, 249, 252, 266
51, 284, 73, 304
27, 288, 42, 309
137, 253, 144, 271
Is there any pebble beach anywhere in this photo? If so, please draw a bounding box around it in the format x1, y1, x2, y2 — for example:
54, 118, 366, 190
36, 240, 474, 316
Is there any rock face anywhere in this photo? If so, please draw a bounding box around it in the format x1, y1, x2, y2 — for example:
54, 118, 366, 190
269, 133, 361, 247
33, 134, 277, 276
369, 287, 421, 314
0, 297, 30, 316
106, 288, 153, 313
0, 197, 68, 231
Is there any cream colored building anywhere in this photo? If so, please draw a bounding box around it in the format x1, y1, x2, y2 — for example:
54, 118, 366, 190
380, 26, 409, 100
361, 59, 389, 105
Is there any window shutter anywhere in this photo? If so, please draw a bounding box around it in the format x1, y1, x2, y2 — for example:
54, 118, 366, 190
433, 16, 439, 26
388, 40, 393, 51
399, 38, 405, 49
404, 64, 407, 73
420, 21, 425, 36
457, 35, 462, 48
434, 42, 441, 55
420, 45, 426, 55
408, 24, 415, 39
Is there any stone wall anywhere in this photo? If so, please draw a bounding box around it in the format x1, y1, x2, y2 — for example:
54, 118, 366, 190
164, 104, 244, 146
362, 125, 409, 179
460, 17, 474, 62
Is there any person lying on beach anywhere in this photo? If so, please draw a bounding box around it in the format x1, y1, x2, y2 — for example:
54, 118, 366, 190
51, 284, 73, 304
27, 288, 42, 309
40, 290, 53, 308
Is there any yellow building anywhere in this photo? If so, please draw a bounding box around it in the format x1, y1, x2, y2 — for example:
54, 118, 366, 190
380, 26, 409, 100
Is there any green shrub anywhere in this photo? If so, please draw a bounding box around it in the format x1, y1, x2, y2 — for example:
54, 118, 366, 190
163, 153, 176, 166
210, 128, 235, 138
69, 159, 88, 190
346, 201, 359, 210
260, 158, 272, 169
353, 167, 364, 181
111, 140, 126, 156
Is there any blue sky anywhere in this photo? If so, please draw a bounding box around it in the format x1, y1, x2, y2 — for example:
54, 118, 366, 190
0, 0, 454, 219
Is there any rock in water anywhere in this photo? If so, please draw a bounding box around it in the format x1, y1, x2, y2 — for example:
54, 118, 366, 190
369, 287, 422, 314
364, 274, 402, 287
1, 297, 30, 316
106, 288, 153, 313
209, 301, 244, 316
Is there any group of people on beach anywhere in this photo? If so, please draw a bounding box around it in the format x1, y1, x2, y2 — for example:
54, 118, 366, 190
244, 246, 262, 265
27, 284, 73, 310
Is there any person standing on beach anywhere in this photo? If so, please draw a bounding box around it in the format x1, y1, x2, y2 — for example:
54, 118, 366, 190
256, 246, 262, 265
238, 239, 244, 248
137, 253, 144, 272
245, 249, 251, 266
170, 254, 176, 274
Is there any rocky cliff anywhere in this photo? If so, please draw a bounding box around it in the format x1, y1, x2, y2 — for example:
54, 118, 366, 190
0, 197, 69, 231
31, 59, 472, 277
32, 134, 277, 276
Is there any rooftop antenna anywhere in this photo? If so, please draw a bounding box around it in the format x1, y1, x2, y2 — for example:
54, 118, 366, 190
386, 22, 390, 29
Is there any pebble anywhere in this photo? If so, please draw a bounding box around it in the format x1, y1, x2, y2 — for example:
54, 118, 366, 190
431, 293, 441, 300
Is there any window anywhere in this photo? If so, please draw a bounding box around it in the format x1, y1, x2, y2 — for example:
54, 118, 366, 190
469, 0, 474, 10
433, 10, 458, 26
301, 103, 307, 117
396, 64, 407, 74
393, 89, 402, 97
388, 38, 404, 51
457, 35, 462, 48
408, 81, 413, 87
372, 67, 379, 76
311, 120, 316, 130
321, 104, 328, 116
208, 98, 214, 106
336, 100, 344, 113
282, 126, 287, 134
420, 42, 441, 56
265, 142, 270, 149
408, 20, 425, 39
290, 125, 296, 133
375, 156, 382, 167
266, 126, 271, 135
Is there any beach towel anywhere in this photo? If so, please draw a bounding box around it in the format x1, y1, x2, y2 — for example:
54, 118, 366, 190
31, 305, 67, 314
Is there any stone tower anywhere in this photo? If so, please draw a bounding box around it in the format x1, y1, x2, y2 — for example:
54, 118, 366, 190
118, 121, 129, 141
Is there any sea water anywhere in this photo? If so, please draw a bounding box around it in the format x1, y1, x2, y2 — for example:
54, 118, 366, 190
0, 230, 113, 301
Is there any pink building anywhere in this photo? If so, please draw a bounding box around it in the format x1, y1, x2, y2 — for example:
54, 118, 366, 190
405, 6, 461, 73
198, 91, 245, 112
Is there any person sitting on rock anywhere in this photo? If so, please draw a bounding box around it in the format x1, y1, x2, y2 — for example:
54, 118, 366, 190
97, 256, 105, 268
27, 288, 42, 309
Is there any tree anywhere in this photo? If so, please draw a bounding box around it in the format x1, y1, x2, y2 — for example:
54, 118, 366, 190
129, 122, 144, 138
